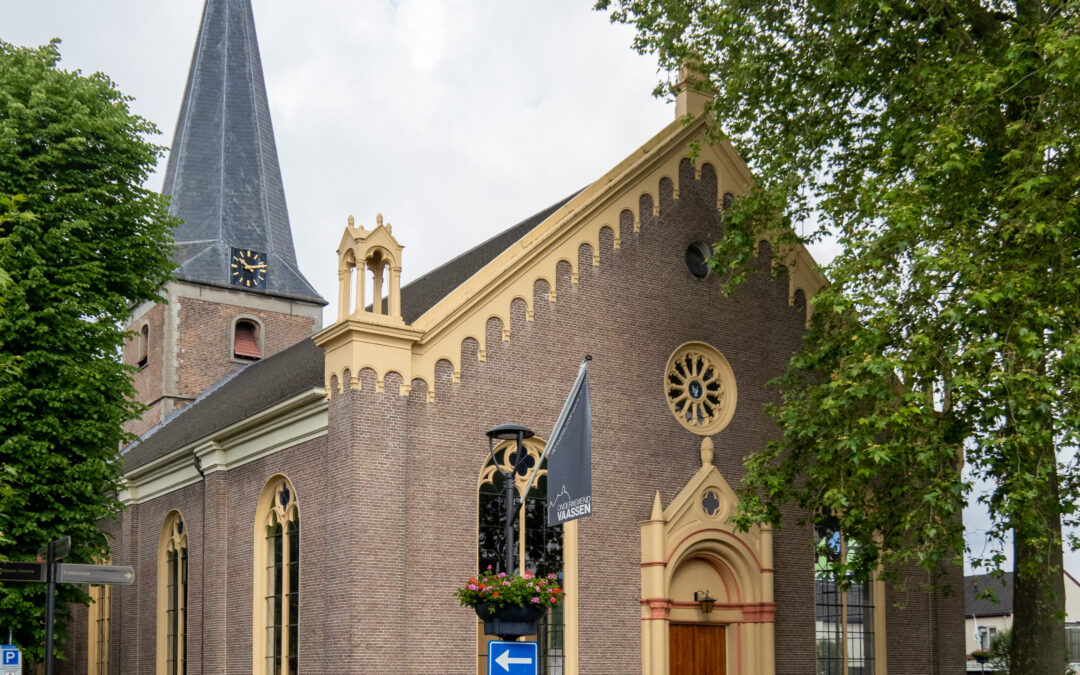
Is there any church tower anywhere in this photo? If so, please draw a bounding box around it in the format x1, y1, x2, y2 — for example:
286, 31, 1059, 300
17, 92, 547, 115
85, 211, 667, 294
123, 0, 325, 437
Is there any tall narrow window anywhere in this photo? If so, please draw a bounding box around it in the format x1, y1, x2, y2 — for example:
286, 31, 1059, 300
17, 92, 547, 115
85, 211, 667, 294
157, 511, 187, 675
254, 477, 299, 675
477, 438, 563, 673
88, 581, 111, 675
234, 319, 262, 360
815, 517, 875, 675
138, 324, 149, 368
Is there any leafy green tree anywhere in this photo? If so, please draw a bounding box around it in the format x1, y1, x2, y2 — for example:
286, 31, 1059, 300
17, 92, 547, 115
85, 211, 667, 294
0, 40, 175, 662
599, 0, 1080, 672
990, 629, 1012, 674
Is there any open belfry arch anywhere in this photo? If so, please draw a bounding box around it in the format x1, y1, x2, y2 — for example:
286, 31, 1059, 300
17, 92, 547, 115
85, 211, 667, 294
336, 213, 404, 322
641, 437, 775, 675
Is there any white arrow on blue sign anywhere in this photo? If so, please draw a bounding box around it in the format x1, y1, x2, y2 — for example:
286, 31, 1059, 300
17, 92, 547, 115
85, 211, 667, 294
487, 641, 538, 675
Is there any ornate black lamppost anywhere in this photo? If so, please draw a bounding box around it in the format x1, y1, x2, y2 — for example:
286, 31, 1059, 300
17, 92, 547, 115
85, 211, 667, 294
486, 424, 534, 575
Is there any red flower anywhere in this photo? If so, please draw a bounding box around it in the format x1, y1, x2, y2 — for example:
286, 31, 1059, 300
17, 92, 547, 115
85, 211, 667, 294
492, 592, 500, 598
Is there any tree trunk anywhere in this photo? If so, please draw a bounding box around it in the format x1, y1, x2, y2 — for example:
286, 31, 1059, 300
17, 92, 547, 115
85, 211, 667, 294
1010, 457, 1066, 674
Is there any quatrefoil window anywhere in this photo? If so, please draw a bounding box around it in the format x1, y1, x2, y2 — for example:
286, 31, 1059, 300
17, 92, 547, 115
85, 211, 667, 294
702, 490, 721, 517
665, 342, 737, 436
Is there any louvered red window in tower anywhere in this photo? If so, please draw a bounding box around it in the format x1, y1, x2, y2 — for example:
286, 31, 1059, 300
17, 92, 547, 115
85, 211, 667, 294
234, 320, 261, 360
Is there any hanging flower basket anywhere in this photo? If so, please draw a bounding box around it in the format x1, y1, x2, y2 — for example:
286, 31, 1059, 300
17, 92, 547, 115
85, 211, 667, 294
474, 602, 547, 641
456, 567, 564, 641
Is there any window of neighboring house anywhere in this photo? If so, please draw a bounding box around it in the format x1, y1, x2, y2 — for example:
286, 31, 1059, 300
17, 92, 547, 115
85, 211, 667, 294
815, 517, 875, 675
979, 626, 998, 650
88, 581, 111, 675
138, 324, 149, 368
477, 438, 563, 674
234, 319, 262, 360
158, 511, 187, 675
254, 477, 299, 675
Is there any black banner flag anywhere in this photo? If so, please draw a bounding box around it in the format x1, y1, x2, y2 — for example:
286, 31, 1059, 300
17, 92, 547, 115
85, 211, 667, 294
544, 358, 592, 526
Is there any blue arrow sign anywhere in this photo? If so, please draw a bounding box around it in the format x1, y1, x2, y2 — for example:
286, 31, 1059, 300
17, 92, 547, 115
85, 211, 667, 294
1, 645, 20, 666
487, 641, 537, 675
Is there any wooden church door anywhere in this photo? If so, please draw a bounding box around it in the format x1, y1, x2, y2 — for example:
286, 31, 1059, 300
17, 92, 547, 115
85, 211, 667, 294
670, 624, 726, 675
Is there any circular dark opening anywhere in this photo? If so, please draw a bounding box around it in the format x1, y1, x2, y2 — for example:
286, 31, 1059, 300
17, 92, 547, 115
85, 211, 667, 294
685, 241, 711, 278
688, 380, 704, 399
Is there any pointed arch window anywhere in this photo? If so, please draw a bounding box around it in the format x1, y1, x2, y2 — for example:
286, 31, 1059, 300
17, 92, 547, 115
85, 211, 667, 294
138, 324, 149, 368
477, 438, 563, 673
157, 511, 187, 675
254, 477, 299, 675
815, 516, 876, 675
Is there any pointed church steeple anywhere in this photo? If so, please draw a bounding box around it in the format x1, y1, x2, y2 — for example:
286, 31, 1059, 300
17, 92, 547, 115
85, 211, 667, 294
162, 0, 325, 305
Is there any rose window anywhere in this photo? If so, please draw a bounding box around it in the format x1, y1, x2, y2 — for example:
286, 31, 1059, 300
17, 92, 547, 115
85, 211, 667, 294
665, 342, 737, 436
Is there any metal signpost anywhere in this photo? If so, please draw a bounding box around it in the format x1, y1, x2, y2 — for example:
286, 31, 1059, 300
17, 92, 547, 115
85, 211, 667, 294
1, 536, 134, 675
487, 641, 538, 675
0, 645, 21, 675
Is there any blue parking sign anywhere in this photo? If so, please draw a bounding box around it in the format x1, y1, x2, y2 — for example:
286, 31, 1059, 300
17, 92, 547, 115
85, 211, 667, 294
1, 645, 20, 668
487, 641, 537, 675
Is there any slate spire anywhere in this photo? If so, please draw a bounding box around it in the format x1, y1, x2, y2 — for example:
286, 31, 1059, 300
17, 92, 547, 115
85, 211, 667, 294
162, 0, 325, 305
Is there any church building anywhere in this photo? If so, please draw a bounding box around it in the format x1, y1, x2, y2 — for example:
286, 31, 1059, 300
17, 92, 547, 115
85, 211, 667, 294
64, 0, 965, 673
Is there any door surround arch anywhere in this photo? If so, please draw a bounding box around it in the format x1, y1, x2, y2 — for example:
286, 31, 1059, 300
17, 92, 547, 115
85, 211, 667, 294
641, 438, 775, 675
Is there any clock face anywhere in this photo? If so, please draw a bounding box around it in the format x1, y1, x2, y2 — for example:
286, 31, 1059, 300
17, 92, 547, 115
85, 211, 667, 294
231, 248, 267, 288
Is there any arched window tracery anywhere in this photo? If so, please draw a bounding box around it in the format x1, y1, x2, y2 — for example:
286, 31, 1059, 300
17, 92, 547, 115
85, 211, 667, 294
254, 477, 299, 675
477, 438, 563, 672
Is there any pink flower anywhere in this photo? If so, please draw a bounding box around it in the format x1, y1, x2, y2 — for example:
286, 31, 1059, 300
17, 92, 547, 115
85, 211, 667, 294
468, 584, 478, 591
550, 597, 557, 603
503, 581, 510, 586
523, 571, 533, 579
487, 565, 493, 570
547, 573, 556, 580
498, 572, 507, 578
531, 597, 540, 604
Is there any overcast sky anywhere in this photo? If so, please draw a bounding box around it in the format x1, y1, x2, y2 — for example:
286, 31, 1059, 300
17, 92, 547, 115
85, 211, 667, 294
5, 1, 1063, 577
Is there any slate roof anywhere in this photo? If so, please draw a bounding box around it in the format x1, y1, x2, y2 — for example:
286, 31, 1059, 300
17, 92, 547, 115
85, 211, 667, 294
399, 192, 577, 323
965, 573, 1013, 617
124, 338, 324, 470
161, 0, 325, 305
124, 194, 577, 470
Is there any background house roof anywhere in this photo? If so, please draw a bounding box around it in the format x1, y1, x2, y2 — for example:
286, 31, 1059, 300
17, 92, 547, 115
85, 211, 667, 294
965, 573, 1013, 617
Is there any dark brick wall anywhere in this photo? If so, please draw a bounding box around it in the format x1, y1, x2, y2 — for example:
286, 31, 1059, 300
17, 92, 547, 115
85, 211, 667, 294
124, 303, 168, 437
174, 296, 316, 401
90, 157, 963, 673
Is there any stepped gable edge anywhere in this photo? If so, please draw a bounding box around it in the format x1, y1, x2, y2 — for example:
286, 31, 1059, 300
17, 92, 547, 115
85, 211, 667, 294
120, 196, 584, 470
322, 114, 827, 401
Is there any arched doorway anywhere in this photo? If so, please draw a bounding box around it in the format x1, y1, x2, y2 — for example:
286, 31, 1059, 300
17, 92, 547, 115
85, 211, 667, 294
640, 439, 775, 675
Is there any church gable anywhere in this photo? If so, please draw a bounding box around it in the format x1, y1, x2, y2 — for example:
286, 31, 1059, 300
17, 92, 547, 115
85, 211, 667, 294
317, 115, 826, 402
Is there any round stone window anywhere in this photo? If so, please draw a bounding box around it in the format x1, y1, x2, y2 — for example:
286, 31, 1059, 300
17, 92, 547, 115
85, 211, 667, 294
685, 241, 711, 279
664, 342, 737, 436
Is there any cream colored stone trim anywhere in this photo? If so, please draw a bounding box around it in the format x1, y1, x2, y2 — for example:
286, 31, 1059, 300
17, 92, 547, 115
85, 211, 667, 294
873, 574, 887, 675
640, 439, 774, 675
664, 342, 738, 436
252, 476, 300, 675
316, 115, 826, 402
87, 572, 111, 675
156, 511, 187, 675
120, 389, 327, 505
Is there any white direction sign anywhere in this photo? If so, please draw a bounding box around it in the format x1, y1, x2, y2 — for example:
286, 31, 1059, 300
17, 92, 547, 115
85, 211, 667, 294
487, 641, 537, 675
0, 645, 22, 675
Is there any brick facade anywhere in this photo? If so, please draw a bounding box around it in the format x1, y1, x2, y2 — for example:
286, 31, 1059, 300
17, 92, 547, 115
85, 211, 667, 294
122, 287, 320, 437
77, 159, 965, 674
